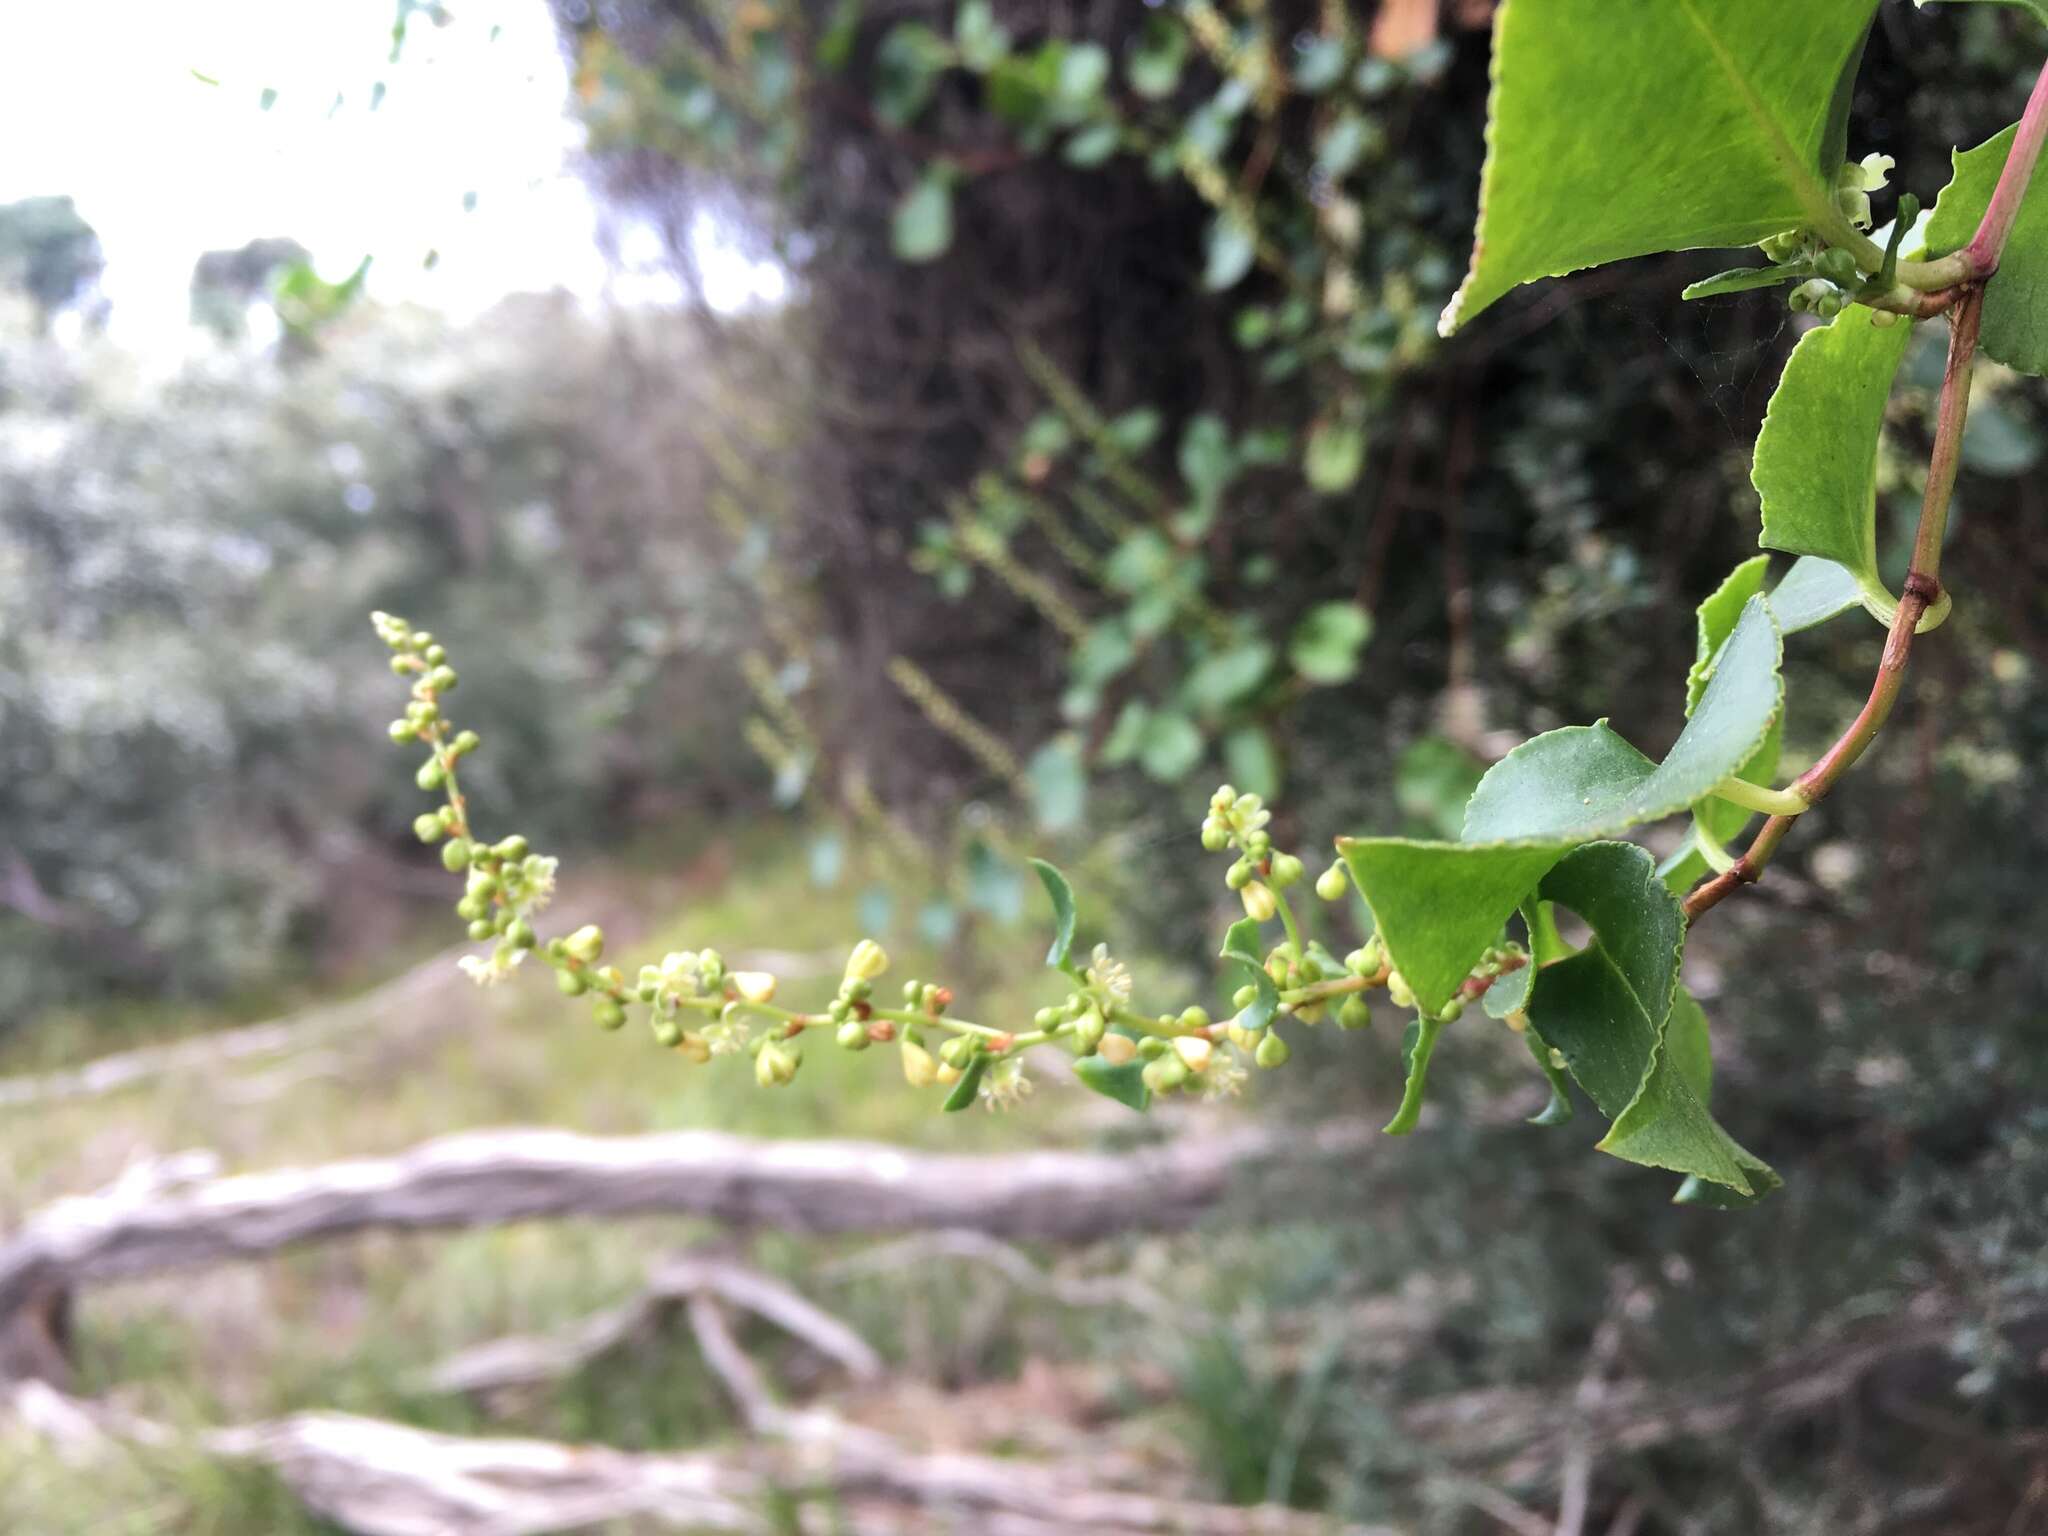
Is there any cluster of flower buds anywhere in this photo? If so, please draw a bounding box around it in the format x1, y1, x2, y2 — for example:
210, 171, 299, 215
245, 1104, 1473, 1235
1757, 154, 1902, 321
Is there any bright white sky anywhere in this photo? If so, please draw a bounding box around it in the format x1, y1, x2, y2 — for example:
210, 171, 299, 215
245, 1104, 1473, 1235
0, 0, 784, 353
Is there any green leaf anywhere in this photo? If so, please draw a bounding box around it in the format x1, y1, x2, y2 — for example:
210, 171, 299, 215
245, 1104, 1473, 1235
1026, 737, 1088, 833
1220, 917, 1280, 1030
1463, 596, 1782, 843
1202, 211, 1258, 292
1767, 555, 1865, 632
1182, 640, 1275, 712
954, 0, 1010, 72
1223, 724, 1282, 799
1523, 1026, 1576, 1125
1750, 304, 1911, 606
1441, 0, 1878, 334
1528, 843, 1773, 1195
1052, 42, 1111, 120
1382, 1013, 1445, 1135
1178, 414, 1236, 506
1288, 602, 1374, 684
1394, 735, 1486, 839
1680, 261, 1808, 299
874, 23, 952, 126
1339, 837, 1574, 1018
1126, 15, 1187, 100
943, 1052, 990, 1111
1303, 418, 1367, 493
1687, 556, 1770, 712
1063, 122, 1121, 168
1293, 37, 1348, 94
1030, 857, 1078, 970
1073, 1054, 1151, 1111
1138, 709, 1204, 782
891, 172, 954, 262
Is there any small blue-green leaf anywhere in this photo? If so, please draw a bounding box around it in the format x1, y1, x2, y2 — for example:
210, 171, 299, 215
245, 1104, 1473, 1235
1680, 261, 1806, 299
1220, 916, 1279, 1030
1030, 858, 1078, 970
1288, 602, 1373, 684
1202, 211, 1257, 292
891, 171, 954, 263
1026, 737, 1088, 833
1767, 555, 1864, 633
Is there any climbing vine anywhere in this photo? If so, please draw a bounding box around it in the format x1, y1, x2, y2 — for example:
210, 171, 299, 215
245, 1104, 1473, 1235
376, 1, 2048, 1203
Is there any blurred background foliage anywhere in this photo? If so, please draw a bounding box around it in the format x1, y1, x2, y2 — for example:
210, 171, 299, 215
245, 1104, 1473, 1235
6, 1, 2048, 1532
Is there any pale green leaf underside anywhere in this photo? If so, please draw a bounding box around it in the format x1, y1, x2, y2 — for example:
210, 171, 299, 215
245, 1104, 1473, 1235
1462, 596, 1782, 844
1441, 0, 1878, 334
1767, 554, 1866, 632
1926, 124, 2048, 378
1338, 837, 1571, 1018
1751, 305, 1913, 602
1530, 844, 1773, 1195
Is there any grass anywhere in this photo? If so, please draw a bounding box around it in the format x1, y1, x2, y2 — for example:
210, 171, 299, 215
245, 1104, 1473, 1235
0, 821, 1246, 1533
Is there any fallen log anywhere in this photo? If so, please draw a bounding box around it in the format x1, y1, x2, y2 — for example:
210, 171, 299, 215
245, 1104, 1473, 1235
0, 1121, 1363, 1379
5, 1381, 1397, 1536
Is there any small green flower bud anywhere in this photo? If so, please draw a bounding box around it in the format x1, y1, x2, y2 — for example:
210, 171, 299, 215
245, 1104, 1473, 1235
1758, 226, 1808, 262
1073, 1009, 1107, 1053
1315, 864, 1348, 902
844, 939, 889, 984
493, 835, 528, 861
546, 937, 569, 960
409, 631, 434, 651
902, 978, 923, 1004
837, 1020, 871, 1050
1225, 859, 1254, 891
1815, 246, 1860, 287
1337, 996, 1372, 1030
1142, 1055, 1189, 1094
1386, 970, 1414, 1009
557, 966, 588, 996
466, 870, 499, 901
423, 644, 447, 664
939, 1034, 977, 1069
841, 978, 872, 1004
564, 924, 605, 964
828, 998, 852, 1024
1033, 1006, 1061, 1030
1268, 853, 1304, 889
467, 918, 494, 941
427, 665, 459, 692
508, 919, 536, 949
594, 998, 627, 1031
1137, 1035, 1169, 1060
1438, 997, 1465, 1024
1241, 881, 1278, 923
1255, 1032, 1291, 1069
755, 1040, 799, 1089
417, 758, 446, 792
388, 719, 417, 744
1210, 784, 1237, 811
407, 700, 439, 724
1178, 1005, 1211, 1030
1200, 819, 1231, 852
389, 655, 414, 676
413, 813, 445, 844
455, 894, 485, 922
451, 730, 480, 757
1245, 830, 1272, 856
1232, 983, 1257, 1010
651, 1013, 683, 1047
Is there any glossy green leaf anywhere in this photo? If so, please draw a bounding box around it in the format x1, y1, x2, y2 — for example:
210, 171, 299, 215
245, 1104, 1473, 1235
891, 172, 954, 262
943, 1052, 990, 1111
1687, 555, 1770, 712
1073, 1054, 1151, 1111
1529, 843, 1774, 1195
1750, 304, 1911, 604
1288, 602, 1374, 684
1441, 0, 1878, 334
1767, 555, 1864, 632
1339, 837, 1573, 1017
1383, 1013, 1444, 1135
1463, 596, 1781, 843
1220, 917, 1280, 1030
1925, 120, 2039, 378
1304, 418, 1367, 493
874, 23, 951, 126
1025, 737, 1087, 833
1030, 857, 1078, 970
1202, 210, 1258, 293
